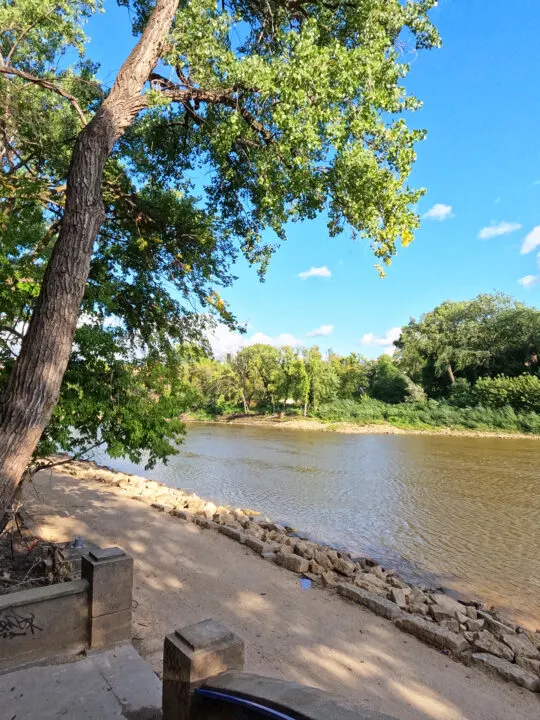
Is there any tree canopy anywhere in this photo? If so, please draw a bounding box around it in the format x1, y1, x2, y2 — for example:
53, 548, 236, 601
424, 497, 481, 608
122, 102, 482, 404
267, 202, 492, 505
395, 293, 540, 395
0, 0, 440, 473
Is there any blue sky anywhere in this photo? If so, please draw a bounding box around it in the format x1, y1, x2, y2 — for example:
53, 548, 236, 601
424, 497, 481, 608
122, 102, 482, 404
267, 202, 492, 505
86, 1, 540, 358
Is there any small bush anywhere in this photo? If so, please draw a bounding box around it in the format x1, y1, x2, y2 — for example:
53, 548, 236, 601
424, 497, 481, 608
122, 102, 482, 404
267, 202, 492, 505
475, 375, 540, 413
447, 378, 474, 408
316, 398, 386, 423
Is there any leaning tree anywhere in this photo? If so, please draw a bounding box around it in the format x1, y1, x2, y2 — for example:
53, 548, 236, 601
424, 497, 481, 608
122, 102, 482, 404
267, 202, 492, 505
0, 0, 439, 515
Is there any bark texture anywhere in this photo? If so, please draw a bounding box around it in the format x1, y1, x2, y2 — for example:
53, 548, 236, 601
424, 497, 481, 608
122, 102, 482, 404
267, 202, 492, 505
0, 0, 180, 517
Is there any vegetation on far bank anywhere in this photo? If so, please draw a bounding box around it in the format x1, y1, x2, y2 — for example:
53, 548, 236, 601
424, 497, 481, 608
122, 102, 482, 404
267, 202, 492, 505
188, 399, 540, 436
185, 294, 540, 436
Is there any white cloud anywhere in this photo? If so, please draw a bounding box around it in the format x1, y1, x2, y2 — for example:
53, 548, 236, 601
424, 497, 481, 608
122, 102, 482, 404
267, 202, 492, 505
209, 326, 301, 358
521, 226, 540, 254
306, 324, 334, 338
249, 331, 301, 347
422, 203, 454, 221
360, 326, 401, 348
518, 274, 540, 289
298, 266, 331, 279
478, 221, 521, 240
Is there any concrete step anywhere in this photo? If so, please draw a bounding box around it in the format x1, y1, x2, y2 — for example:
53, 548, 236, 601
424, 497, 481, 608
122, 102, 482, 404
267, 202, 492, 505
0, 643, 162, 719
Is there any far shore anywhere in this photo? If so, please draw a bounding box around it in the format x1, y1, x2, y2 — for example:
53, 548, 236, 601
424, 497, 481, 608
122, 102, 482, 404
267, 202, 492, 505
183, 413, 540, 441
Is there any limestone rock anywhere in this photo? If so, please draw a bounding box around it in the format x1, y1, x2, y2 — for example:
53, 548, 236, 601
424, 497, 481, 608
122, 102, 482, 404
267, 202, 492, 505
430, 593, 466, 621
313, 550, 333, 570
471, 653, 539, 692
515, 656, 540, 678
326, 549, 339, 564
333, 557, 356, 577
409, 587, 429, 605
389, 577, 409, 590
394, 616, 469, 655
302, 571, 322, 585
294, 540, 312, 559
501, 632, 540, 659
361, 572, 386, 589
371, 565, 387, 581
408, 602, 429, 616
321, 571, 338, 589
466, 619, 485, 632
390, 587, 407, 608
219, 525, 245, 543
466, 606, 478, 620
354, 578, 388, 597
204, 501, 218, 517
473, 631, 514, 662
246, 522, 264, 538
431, 593, 467, 617
244, 537, 279, 556
440, 619, 460, 634
193, 517, 218, 530
477, 611, 516, 640
275, 552, 310, 574
338, 584, 403, 621
308, 560, 325, 576
279, 544, 294, 555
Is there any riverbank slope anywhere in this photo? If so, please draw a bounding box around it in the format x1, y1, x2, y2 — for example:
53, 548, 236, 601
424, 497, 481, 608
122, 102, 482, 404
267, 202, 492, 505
184, 413, 540, 440
24, 467, 539, 720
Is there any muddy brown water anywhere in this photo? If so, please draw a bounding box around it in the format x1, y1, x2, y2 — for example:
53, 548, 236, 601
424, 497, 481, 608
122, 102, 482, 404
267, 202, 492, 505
96, 424, 540, 627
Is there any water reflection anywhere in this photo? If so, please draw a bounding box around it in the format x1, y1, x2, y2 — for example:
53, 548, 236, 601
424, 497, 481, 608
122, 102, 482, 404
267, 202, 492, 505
95, 424, 540, 627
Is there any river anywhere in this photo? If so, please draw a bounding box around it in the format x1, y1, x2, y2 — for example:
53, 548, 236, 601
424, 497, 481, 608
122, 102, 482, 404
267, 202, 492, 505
95, 423, 540, 628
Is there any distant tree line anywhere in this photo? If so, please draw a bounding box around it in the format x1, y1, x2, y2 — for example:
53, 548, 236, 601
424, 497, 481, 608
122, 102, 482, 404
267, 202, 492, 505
185, 293, 540, 430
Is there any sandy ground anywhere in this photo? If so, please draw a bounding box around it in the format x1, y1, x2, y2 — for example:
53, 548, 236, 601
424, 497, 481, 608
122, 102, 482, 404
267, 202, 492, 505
24, 469, 539, 720
188, 415, 540, 441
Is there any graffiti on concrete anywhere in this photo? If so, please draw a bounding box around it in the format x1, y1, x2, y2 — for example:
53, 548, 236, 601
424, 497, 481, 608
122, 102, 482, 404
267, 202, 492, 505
0, 610, 42, 639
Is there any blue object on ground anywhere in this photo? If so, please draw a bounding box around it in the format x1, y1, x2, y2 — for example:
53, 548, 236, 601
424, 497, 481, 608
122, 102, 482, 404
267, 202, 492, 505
300, 578, 311, 590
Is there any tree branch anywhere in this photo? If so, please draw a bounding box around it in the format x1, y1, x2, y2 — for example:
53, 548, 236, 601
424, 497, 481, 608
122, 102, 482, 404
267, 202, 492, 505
5, 6, 61, 64
145, 81, 274, 146
0, 64, 87, 126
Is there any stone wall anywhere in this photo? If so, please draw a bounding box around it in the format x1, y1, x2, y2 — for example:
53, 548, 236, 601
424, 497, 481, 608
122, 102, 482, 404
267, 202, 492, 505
0, 546, 133, 673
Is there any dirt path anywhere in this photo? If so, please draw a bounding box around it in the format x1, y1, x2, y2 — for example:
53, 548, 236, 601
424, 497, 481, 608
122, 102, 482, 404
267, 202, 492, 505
25, 469, 539, 720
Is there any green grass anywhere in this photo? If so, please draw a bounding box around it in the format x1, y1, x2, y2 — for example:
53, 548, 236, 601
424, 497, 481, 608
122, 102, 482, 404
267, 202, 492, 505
314, 398, 540, 434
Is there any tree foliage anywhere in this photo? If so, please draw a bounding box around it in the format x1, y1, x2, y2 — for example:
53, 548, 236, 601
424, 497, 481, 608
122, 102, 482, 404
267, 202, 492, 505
186, 293, 540, 431
395, 294, 540, 395
0, 0, 440, 469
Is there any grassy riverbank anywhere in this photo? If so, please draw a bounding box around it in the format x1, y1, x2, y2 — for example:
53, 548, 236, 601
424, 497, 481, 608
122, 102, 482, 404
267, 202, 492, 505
185, 399, 540, 440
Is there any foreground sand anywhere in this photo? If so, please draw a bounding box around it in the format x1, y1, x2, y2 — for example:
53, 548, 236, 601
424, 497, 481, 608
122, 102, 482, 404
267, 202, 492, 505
25, 469, 539, 720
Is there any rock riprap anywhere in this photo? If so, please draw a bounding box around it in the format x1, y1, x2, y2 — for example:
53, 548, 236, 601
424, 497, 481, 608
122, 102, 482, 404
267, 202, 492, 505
56, 457, 540, 694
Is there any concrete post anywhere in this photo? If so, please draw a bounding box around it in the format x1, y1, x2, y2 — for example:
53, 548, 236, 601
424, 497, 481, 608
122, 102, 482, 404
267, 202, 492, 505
163, 619, 244, 720
81, 547, 133, 649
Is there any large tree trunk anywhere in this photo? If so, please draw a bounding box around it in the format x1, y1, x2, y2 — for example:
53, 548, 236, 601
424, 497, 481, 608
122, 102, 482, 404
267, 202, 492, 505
0, 0, 179, 518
